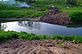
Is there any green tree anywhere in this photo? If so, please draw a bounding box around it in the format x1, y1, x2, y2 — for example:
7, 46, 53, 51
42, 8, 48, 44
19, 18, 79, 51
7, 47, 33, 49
15, 0, 36, 3
27, 0, 36, 3
15, 0, 25, 2
66, 0, 79, 5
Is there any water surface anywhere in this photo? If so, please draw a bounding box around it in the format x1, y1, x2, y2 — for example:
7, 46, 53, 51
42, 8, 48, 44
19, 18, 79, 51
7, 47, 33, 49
1, 21, 82, 36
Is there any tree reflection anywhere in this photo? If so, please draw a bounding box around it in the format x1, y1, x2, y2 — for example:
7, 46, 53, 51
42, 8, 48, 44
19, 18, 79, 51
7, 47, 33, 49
0, 22, 7, 30
18, 21, 41, 30
0, 22, 1, 30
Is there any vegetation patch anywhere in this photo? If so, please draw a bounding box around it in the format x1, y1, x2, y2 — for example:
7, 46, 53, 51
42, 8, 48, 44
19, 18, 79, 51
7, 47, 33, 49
70, 12, 82, 24
0, 3, 46, 18
0, 30, 82, 43
55, 43, 65, 47
0, 0, 82, 18
0, 11, 45, 18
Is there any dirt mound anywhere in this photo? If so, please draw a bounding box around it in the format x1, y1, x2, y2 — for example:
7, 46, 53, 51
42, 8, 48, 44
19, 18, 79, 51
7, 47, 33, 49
0, 40, 82, 54
41, 9, 71, 25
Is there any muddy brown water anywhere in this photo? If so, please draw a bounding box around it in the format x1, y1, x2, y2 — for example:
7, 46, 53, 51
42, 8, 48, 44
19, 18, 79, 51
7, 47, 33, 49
1, 21, 82, 36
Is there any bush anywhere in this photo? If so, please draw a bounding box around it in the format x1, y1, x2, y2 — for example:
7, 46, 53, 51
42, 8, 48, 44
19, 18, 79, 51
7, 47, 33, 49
70, 12, 82, 23
27, 0, 36, 3
65, 0, 79, 6
0, 31, 18, 42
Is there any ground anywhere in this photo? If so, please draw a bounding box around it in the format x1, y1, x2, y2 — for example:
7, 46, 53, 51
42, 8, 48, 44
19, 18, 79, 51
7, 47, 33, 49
0, 39, 82, 54
0, 0, 82, 54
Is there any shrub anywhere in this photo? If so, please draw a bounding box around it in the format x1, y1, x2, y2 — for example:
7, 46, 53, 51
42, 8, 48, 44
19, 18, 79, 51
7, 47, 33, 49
70, 12, 82, 24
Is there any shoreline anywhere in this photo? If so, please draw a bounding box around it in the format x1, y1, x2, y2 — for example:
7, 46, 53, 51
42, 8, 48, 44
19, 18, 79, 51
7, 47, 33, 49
0, 17, 40, 21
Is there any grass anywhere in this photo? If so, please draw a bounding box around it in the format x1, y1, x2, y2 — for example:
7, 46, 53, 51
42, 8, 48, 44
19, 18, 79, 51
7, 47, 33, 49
0, 30, 82, 43
66, 24, 82, 28
55, 43, 65, 47
0, 3, 47, 18
0, 4, 46, 18
0, 11, 46, 18
62, 8, 82, 14
0, 0, 82, 18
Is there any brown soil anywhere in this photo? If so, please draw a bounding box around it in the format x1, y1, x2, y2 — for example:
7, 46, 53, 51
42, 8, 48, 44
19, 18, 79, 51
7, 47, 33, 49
40, 9, 71, 25
0, 39, 82, 54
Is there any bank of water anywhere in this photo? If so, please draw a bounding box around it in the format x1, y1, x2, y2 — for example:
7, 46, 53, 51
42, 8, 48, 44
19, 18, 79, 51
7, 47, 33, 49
0, 21, 82, 36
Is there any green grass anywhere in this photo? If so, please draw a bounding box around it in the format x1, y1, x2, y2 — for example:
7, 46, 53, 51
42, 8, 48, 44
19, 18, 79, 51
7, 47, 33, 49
55, 43, 65, 47
0, 4, 46, 18
0, 30, 82, 43
0, 11, 46, 18
0, 3, 47, 18
62, 8, 82, 14
0, 0, 82, 18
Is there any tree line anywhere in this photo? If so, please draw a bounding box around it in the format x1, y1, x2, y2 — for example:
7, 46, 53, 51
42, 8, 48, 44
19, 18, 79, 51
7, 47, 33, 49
15, 0, 80, 5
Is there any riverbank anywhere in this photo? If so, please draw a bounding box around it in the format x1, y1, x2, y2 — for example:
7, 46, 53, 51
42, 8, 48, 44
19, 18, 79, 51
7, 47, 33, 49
0, 39, 82, 54
0, 31, 82, 54
1, 8, 82, 25
0, 17, 40, 21
0, 31, 82, 43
